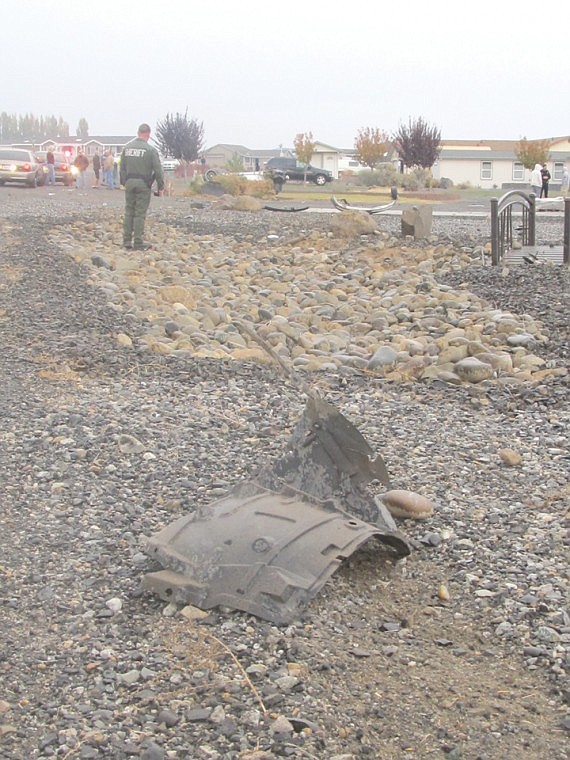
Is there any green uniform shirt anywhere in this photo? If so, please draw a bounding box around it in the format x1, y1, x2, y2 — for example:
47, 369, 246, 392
120, 137, 164, 191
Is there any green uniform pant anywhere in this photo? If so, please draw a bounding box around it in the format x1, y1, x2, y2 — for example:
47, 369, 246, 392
123, 178, 151, 246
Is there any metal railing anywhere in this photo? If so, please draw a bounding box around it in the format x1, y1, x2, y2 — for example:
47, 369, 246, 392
491, 192, 570, 266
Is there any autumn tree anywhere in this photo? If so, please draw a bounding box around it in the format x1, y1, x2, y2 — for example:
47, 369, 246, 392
294, 131, 316, 182
76, 118, 89, 139
515, 137, 551, 170
393, 117, 441, 170
354, 127, 390, 170
155, 110, 204, 175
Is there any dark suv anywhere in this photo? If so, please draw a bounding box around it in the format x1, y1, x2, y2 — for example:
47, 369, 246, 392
264, 157, 333, 186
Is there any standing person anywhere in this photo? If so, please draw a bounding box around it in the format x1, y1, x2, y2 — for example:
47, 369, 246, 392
92, 149, 101, 187
73, 150, 89, 189
120, 123, 164, 250
562, 165, 569, 197
530, 164, 542, 197
540, 163, 551, 198
46, 146, 56, 186
103, 151, 114, 189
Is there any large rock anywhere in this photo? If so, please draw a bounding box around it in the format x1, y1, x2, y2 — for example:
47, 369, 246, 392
454, 356, 495, 383
401, 205, 433, 238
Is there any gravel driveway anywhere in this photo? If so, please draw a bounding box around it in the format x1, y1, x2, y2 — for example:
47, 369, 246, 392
0, 185, 568, 759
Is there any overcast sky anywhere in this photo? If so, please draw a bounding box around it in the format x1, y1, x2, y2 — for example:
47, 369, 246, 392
3, 0, 569, 149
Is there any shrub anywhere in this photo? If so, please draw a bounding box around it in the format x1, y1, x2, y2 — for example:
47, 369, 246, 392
399, 173, 420, 191
358, 163, 398, 188
207, 174, 274, 198
438, 177, 453, 189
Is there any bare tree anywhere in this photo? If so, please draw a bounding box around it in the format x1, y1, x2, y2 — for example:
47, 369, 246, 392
354, 127, 390, 170
294, 131, 316, 183
393, 117, 441, 170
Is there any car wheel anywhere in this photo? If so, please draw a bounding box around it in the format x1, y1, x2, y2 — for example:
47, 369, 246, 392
204, 169, 217, 181
37, 173, 46, 187
314, 175, 327, 186
28, 175, 38, 188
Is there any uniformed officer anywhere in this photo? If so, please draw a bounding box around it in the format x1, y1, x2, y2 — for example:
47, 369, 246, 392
120, 123, 164, 250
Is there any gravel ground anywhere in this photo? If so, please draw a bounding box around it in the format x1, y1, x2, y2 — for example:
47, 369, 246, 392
0, 187, 568, 760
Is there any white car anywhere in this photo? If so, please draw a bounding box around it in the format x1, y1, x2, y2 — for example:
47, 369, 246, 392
161, 158, 179, 172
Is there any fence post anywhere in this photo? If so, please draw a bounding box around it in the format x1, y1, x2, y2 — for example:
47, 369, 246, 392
528, 193, 536, 246
490, 197, 499, 266
562, 198, 570, 264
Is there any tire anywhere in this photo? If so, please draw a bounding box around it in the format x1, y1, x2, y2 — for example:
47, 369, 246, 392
204, 169, 217, 182
314, 174, 327, 186
28, 175, 38, 188
37, 173, 46, 187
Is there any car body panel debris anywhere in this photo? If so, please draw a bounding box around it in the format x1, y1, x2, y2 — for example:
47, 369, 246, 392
331, 196, 396, 214
144, 482, 404, 625
143, 396, 411, 624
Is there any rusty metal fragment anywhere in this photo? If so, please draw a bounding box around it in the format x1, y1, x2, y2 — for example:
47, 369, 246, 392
143, 396, 411, 624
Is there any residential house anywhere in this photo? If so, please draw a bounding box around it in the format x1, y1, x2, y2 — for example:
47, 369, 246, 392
11, 136, 135, 158
203, 141, 343, 177
203, 143, 295, 172
432, 137, 570, 190
304, 141, 340, 178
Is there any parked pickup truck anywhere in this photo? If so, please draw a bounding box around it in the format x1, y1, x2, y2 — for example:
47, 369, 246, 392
264, 157, 334, 186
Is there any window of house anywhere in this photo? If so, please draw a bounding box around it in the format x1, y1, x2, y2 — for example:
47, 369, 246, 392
553, 162, 563, 180
481, 161, 492, 180
513, 162, 524, 180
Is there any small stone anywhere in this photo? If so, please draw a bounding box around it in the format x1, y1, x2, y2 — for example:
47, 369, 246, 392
499, 448, 522, 466
91, 254, 111, 269
270, 715, 294, 734
105, 597, 122, 613
157, 709, 180, 727
368, 345, 399, 369
379, 490, 435, 519
186, 708, 212, 722
437, 584, 451, 601
536, 626, 561, 643
180, 605, 209, 621
118, 669, 140, 685
116, 332, 133, 347
140, 742, 165, 760
118, 434, 145, 454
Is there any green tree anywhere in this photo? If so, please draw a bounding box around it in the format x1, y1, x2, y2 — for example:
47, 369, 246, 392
225, 152, 244, 173
354, 127, 390, 170
77, 118, 89, 139
155, 110, 204, 175
294, 131, 316, 182
515, 137, 551, 170
394, 117, 441, 170
0, 112, 69, 143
